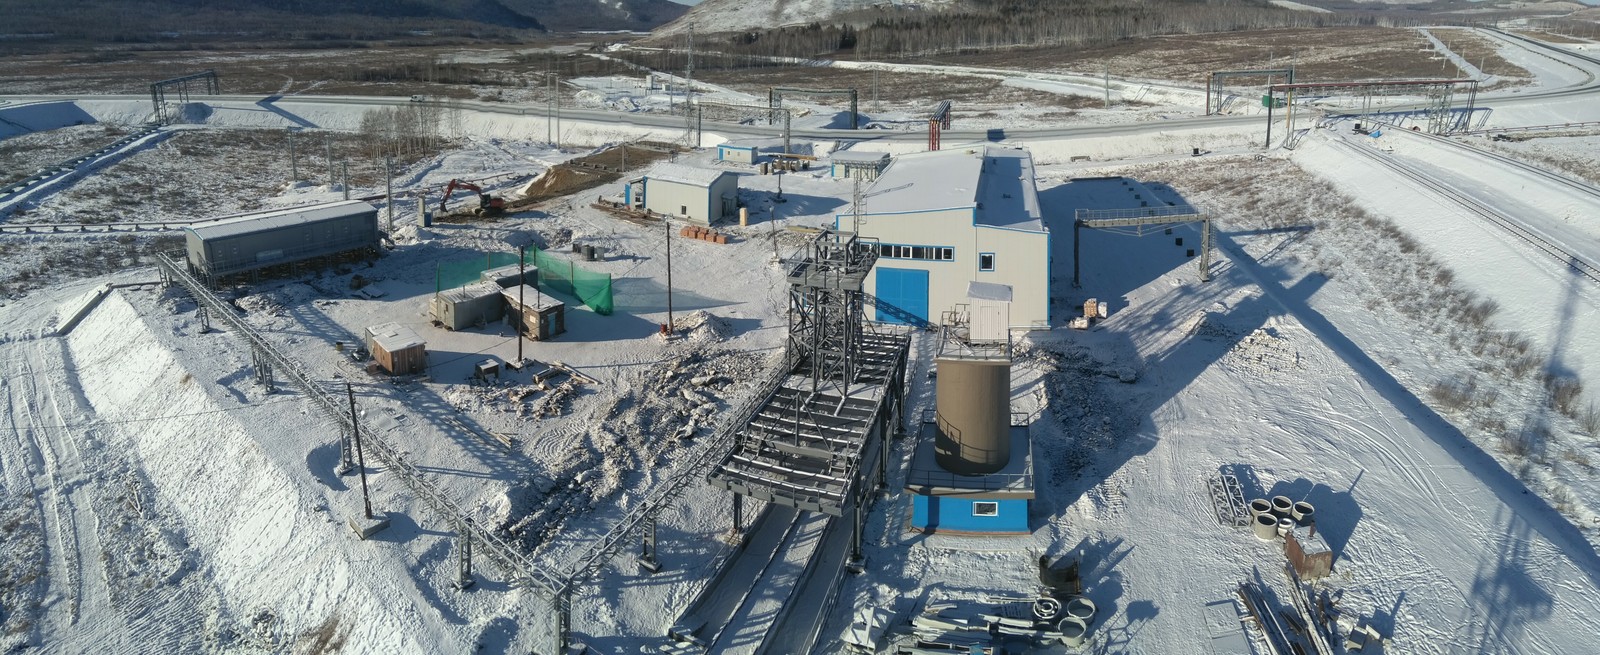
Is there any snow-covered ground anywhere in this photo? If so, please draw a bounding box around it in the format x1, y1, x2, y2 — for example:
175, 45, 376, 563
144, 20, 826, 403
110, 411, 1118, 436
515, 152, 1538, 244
3, 24, 1600, 655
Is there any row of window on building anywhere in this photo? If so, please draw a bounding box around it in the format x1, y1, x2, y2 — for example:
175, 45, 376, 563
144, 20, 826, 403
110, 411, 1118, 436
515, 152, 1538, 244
879, 244, 954, 261
877, 243, 996, 271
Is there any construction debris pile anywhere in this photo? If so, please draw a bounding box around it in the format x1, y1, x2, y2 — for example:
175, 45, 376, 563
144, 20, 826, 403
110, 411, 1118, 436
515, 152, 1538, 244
880, 555, 1100, 653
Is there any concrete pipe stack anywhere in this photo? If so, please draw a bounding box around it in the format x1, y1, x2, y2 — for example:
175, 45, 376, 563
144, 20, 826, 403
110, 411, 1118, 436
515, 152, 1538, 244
1065, 597, 1096, 623
1249, 498, 1273, 518
1271, 496, 1294, 517
1057, 617, 1089, 648
1292, 501, 1316, 526
1253, 513, 1279, 540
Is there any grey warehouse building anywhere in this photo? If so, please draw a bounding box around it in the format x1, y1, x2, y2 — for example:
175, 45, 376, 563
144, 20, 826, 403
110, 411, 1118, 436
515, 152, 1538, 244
184, 200, 380, 285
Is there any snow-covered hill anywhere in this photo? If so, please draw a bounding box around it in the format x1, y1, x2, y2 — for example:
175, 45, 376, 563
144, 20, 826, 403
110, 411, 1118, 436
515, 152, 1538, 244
653, 0, 957, 36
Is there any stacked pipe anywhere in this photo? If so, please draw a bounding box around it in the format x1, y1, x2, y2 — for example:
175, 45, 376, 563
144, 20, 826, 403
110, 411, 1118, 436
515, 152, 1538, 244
679, 225, 730, 245
1250, 495, 1317, 541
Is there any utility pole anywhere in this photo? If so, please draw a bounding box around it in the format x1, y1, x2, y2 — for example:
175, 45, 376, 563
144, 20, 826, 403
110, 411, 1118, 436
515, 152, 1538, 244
341, 161, 350, 201
665, 220, 674, 335
347, 383, 373, 520
770, 203, 780, 262
1103, 65, 1111, 110
287, 129, 298, 182
546, 62, 554, 145
873, 69, 880, 112
384, 156, 394, 232
325, 135, 335, 188
554, 71, 561, 148
517, 246, 526, 363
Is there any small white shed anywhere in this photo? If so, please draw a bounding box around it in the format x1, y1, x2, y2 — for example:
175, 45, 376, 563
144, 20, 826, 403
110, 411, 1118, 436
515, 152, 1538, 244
632, 163, 739, 227
717, 144, 757, 164
966, 281, 1012, 342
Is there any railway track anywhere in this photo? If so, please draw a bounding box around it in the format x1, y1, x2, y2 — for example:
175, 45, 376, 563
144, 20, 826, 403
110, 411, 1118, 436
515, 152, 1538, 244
1406, 127, 1600, 201
1333, 137, 1600, 286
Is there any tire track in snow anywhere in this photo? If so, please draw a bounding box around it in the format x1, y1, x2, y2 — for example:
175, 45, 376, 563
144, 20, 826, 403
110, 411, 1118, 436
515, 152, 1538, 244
1272, 386, 1454, 516
12, 341, 83, 626
32, 338, 131, 650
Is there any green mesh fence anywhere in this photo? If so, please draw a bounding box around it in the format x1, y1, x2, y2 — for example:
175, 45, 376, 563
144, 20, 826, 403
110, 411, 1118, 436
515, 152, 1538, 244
435, 248, 613, 316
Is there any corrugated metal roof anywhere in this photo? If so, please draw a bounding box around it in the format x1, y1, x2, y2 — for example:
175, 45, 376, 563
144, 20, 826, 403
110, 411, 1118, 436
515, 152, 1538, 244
366, 322, 424, 352
646, 163, 732, 187
831, 150, 889, 164
501, 285, 562, 311
438, 281, 503, 303
186, 200, 375, 241
859, 146, 1043, 232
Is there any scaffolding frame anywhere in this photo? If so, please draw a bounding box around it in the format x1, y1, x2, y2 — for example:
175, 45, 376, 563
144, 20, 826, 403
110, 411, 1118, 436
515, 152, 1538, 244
149, 70, 220, 124
710, 230, 909, 564
1074, 205, 1212, 287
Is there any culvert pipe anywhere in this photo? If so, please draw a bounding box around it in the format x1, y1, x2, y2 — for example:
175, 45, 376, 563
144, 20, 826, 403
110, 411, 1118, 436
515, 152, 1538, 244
1249, 498, 1273, 518
1253, 513, 1278, 540
1066, 596, 1096, 622
1057, 616, 1088, 648
1292, 501, 1315, 525
1271, 496, 1293, 517
1277, 517, 1296, 537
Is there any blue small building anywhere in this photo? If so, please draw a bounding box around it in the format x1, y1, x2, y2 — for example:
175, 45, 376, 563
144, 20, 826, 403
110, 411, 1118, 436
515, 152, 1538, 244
906, 423, 1034, 535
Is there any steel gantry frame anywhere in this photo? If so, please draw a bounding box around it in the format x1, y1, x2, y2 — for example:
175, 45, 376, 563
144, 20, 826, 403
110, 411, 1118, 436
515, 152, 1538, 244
154, 252, 575, 654
1206, 68, 1295, 115
150, 70, 220, 124
769, 86, 859, 130
692, 99, 792, 155
1073, 205, 1212, 287
1265, 78, 1479, 144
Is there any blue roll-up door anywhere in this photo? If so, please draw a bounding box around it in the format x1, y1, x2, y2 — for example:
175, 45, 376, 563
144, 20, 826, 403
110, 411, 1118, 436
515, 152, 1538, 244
875, 267, 929, 325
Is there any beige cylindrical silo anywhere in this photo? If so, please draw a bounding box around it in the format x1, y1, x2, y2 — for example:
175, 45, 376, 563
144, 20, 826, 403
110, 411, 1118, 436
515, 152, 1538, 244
934, 357, 1011, 475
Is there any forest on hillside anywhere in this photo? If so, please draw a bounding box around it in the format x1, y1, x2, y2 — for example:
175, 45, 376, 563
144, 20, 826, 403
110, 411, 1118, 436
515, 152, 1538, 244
670, 0, 1432, 60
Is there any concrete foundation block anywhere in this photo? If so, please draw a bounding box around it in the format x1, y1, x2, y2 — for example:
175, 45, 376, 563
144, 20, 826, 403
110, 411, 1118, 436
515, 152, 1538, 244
348, 512, 391, 540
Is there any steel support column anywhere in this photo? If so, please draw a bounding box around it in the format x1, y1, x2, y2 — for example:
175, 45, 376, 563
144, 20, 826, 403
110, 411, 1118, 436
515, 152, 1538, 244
456, 526, 475, 589
638, 516, 661, 573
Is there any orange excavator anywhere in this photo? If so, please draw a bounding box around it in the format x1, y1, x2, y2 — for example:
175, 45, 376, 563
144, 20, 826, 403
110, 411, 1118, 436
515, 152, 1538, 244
440, 179, 507, 217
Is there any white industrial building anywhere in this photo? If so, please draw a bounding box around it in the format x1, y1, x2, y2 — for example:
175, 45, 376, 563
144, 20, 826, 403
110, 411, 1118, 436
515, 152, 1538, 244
836, 146, 1050, 329
626, 164, 739, 226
